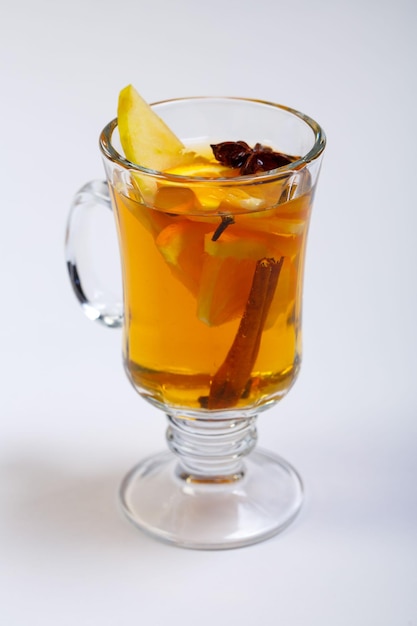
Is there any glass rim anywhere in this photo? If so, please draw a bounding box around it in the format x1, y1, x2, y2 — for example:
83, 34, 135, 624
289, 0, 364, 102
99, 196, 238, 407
99, 96, 326, 185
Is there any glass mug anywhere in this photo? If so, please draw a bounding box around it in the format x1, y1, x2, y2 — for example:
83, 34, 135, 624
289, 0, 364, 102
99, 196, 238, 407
66, 97, 325, 549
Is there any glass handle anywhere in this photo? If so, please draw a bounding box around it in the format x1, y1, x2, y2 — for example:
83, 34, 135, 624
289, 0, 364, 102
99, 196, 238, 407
65, 180, 123, 328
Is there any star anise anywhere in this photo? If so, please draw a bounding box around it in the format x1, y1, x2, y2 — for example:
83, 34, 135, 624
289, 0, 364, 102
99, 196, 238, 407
211, 141, 292, 175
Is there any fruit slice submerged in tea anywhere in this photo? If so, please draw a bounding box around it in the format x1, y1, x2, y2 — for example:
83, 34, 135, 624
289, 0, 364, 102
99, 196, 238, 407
197, 255, 256, 326
155, 212, 286, 328
156, 219, 213, 296
197, 227, 285, 326
204, 228, 274, 260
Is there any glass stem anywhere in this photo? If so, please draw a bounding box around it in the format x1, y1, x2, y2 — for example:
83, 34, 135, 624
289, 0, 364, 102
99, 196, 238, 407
166, 414, 258, 483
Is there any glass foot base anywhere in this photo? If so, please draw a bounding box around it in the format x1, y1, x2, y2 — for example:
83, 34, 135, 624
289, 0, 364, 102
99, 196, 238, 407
119, 448, 303, 550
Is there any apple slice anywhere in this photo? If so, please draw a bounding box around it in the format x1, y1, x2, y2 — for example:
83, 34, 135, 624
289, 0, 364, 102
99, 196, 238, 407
155, 220, 213, 296
197, 255, 256, 326
118, 84, 185, 171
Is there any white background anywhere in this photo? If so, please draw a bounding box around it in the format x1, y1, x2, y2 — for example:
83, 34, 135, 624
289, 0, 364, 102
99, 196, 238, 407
1, 0, 416, 624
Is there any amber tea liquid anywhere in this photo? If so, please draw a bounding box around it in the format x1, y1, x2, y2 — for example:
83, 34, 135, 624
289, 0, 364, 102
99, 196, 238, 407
109, 150, 312, 413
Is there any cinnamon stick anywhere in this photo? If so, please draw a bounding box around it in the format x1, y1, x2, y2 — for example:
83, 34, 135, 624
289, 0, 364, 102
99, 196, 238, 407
207, 256, 284, 409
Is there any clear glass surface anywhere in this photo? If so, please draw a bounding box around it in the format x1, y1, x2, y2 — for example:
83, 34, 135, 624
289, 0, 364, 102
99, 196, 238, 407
67, 97, 325, 549
120, 447, 303, 550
